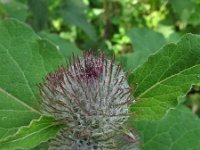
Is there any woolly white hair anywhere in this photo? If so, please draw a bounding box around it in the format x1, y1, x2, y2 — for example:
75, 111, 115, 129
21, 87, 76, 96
40, 51, 133, 149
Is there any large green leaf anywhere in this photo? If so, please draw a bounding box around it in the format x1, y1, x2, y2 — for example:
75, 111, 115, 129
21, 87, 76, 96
133, 106, 200, 150
0, 116, 63, 150
129, 33, 200, 120
126, 28, 166, 70
0, 19, 64, 139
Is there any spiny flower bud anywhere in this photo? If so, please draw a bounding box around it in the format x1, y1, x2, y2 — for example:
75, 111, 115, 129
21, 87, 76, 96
40, 51, 134, 149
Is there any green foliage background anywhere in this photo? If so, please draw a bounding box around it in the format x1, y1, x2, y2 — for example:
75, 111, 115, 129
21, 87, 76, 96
0, 0, 200, 149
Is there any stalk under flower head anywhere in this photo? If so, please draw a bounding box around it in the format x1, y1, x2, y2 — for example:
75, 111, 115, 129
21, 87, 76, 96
40, 50, 134, 149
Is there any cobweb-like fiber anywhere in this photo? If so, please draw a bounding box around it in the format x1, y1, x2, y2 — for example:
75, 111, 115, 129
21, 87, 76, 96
40, 51, 134, 149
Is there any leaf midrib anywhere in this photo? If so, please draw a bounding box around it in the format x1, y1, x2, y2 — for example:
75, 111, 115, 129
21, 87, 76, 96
138, 64, 200, 98
1, 43, 38, 102
2, 123, 57, 144
0, 87, 40, 114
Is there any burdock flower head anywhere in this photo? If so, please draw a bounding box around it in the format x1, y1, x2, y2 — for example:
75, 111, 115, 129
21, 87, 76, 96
40, 50, 134, 149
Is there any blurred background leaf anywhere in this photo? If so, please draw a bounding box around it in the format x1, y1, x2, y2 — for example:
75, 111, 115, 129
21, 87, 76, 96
60, 0, 97, 42
0, 0, 28, 22
27, 0, 49, 31
126, 27, 166, 70
169, 0, 200, 26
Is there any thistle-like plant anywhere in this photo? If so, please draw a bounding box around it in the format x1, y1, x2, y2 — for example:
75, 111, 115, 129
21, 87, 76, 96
40, 51, 135, 149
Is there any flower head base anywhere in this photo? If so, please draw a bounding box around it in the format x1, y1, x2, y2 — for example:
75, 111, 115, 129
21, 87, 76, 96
40, 51, 133, 149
